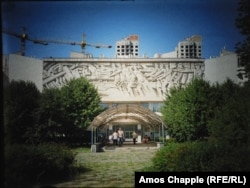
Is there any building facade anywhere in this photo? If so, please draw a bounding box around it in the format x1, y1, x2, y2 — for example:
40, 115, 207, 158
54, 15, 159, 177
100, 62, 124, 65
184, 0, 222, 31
4, 35, 245, 144
42, 57, 205, 142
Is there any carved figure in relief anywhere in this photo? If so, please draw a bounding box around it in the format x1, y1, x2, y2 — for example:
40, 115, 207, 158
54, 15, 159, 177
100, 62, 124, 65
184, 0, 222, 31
127, 67, 137, 96
134, 66, 150, 96
110, 69, 124, 92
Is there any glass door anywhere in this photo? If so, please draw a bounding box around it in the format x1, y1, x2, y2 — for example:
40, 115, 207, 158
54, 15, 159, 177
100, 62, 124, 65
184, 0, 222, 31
113, 124, 137, 139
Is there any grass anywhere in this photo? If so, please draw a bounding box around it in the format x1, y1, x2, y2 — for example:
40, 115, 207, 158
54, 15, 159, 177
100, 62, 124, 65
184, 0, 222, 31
71, 146, 92, 153
53, 146, 158, 187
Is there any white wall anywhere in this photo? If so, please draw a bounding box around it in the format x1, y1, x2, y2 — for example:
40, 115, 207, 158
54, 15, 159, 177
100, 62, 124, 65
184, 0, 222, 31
204, 50, 238, 84
8, 54, 43, 91
161, 51, 177, 58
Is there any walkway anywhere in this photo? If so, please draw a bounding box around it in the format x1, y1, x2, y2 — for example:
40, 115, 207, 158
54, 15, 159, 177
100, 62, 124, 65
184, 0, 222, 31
53, 144, 159, 188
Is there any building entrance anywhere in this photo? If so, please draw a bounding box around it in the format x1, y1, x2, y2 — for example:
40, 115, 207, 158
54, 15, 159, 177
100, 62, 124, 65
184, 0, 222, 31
113, 124, 137, 139
91, 104, 167, 144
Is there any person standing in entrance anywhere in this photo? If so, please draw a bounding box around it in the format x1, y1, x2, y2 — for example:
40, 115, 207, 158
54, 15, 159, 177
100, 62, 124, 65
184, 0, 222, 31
143, 135, 149, 144
112, 130, 118, 145
118, 128, 124, 146
132, 131, 138, 144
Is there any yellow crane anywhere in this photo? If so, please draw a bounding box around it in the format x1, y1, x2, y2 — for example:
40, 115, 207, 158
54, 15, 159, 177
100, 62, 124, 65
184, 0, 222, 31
2, 27, 112, 56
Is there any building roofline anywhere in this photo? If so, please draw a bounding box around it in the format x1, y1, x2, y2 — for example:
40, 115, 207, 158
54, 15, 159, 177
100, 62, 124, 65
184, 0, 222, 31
43, 57, 205, 62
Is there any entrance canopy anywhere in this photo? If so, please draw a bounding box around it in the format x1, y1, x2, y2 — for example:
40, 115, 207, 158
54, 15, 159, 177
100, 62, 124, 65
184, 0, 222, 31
91, 104, 166, 130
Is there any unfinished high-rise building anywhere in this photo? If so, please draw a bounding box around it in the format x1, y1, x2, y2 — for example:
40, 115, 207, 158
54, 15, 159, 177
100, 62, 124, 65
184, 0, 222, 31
176, 35, 202, 58
116, 35, 139, 58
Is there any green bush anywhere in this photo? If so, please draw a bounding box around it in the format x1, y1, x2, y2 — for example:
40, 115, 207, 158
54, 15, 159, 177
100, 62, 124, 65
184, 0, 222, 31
151, 142, 182, 171
151, 141, 250, 172
4, 143, 77, 188
4, 80, 41, 144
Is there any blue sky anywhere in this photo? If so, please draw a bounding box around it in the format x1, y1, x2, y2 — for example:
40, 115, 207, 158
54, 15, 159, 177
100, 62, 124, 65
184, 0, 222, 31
2, 0, 243, 59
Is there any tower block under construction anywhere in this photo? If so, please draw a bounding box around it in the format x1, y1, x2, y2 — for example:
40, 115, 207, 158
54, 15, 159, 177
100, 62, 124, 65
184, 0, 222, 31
116, 35, 139, 58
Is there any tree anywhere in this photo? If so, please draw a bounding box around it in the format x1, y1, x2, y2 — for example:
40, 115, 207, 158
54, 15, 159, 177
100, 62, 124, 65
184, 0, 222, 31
235, 0, 250, 80
161, 78, 213, 142
60, 77, 103, 128
4, 80, 41, 144
34, 77, 103, 145
33, 88, 63, 143
155, 80, 250, 171
208, 80, 250, 146
58, 77, 104, 144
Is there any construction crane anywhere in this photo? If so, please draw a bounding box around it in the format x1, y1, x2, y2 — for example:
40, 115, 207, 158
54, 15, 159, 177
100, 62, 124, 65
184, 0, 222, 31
2, 27, 112, 56
2, 27, 48, 56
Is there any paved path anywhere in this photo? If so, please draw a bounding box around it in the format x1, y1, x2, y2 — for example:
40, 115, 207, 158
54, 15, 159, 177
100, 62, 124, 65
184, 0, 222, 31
53, 144, 159, 188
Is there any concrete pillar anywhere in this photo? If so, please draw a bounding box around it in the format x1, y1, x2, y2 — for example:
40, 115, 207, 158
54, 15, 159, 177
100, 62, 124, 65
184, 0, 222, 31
137, 124, 142, 143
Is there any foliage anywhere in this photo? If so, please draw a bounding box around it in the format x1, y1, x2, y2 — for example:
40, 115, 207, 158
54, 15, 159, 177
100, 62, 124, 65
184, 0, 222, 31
4, 78, 103, 146
152, 80, 250, 172
32, 88, 64, 144
207, 80, 250, 146
152, 142, 183, 171
32, 77, 102, 145
161, 78, 212, 142
3, 78, 101, 187
4, 143, 77, 188
4, 80, 41, 144
151, 140, 250, 172
235, 0, 250, 80
60, 77, 103, 129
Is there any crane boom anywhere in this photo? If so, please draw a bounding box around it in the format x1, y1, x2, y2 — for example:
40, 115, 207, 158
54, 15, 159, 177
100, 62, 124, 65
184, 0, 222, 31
2, 27, 112, 56
35, 38, 112, 49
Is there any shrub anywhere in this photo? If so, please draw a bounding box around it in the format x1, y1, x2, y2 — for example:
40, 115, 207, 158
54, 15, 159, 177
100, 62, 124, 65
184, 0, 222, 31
4, 80, 41, 144
151, 141, 250, 172
151, 142, 182, 171
4, 143, 77, 188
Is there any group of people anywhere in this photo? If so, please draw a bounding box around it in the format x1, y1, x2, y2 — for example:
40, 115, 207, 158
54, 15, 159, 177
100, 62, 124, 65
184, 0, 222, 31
109, 128, 151, 145
109, 128, 139, 145
109, 128, 125, 146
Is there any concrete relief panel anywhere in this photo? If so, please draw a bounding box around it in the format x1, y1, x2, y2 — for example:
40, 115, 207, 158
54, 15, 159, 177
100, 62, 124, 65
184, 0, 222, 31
43, 61, 204, 101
